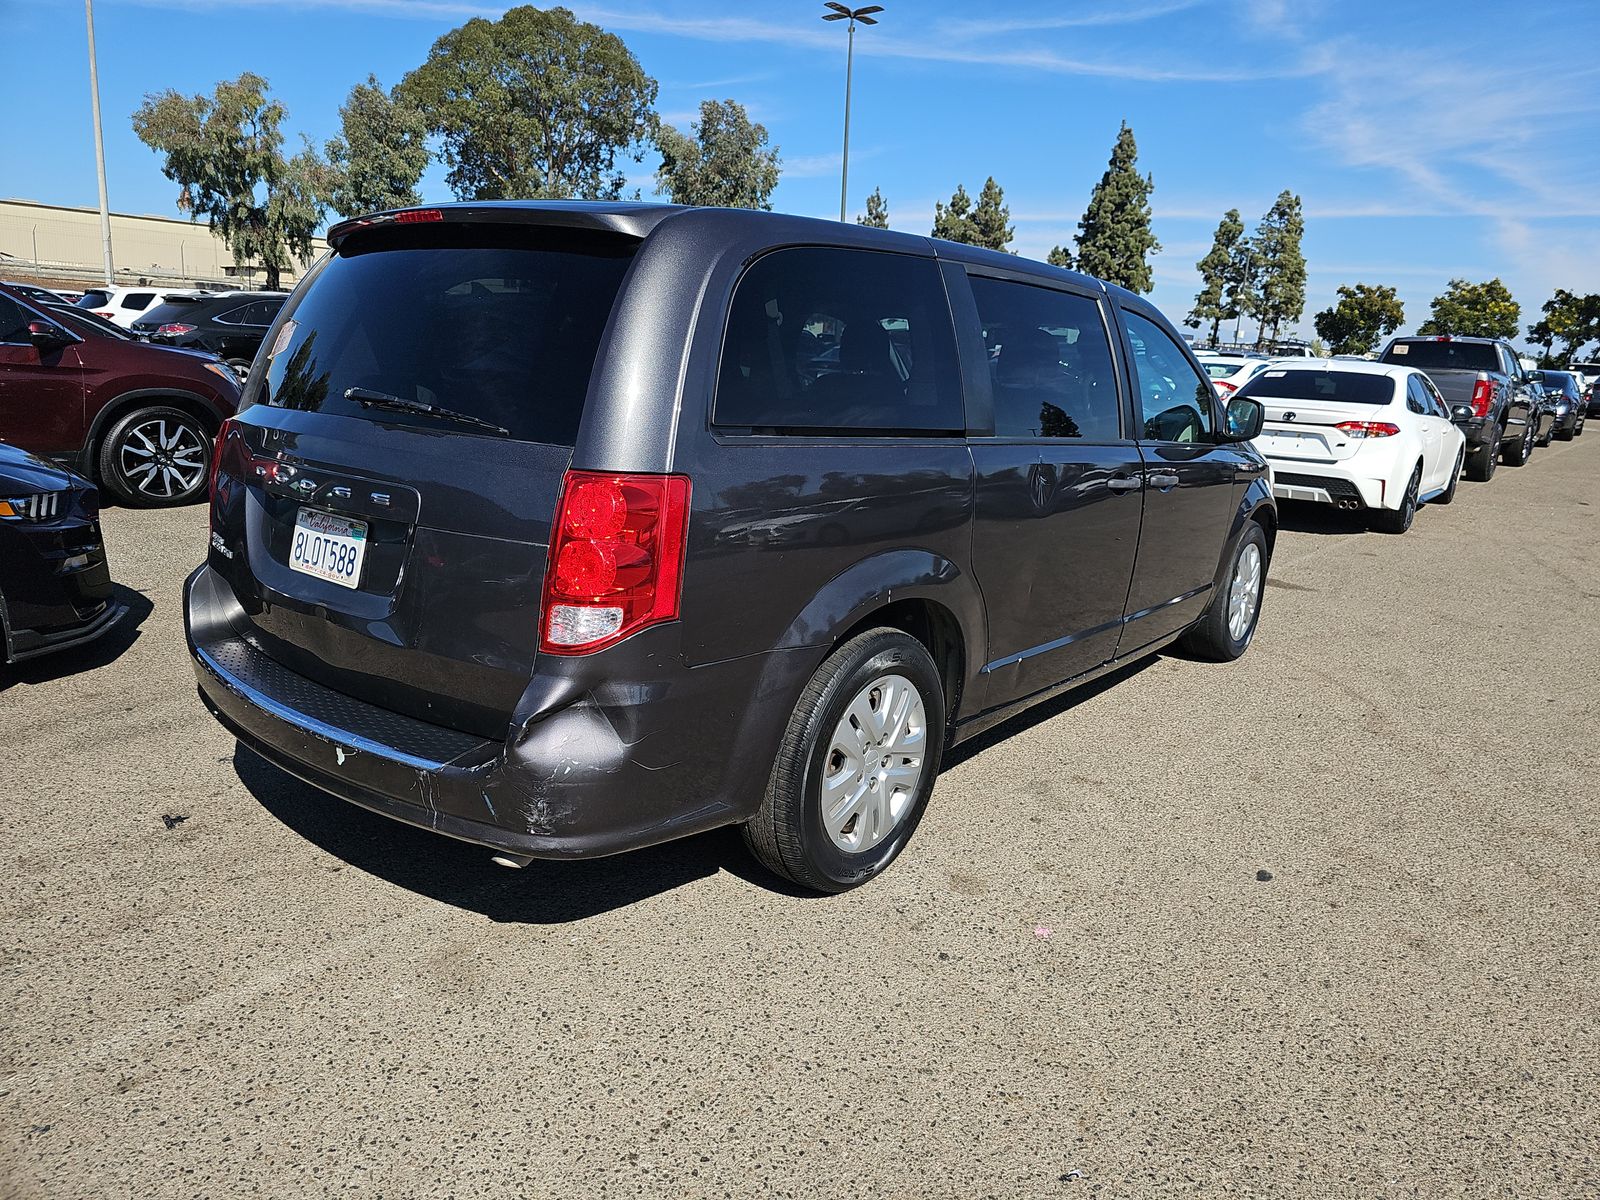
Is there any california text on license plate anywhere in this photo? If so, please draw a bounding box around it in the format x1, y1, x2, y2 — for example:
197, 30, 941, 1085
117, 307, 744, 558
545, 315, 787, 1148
289, 508, 367, 589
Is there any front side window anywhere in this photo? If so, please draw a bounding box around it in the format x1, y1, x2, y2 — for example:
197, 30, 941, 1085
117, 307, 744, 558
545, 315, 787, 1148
970, 276, 1121, 440
1122, 310, 1213, 442
714, 247, 962, 434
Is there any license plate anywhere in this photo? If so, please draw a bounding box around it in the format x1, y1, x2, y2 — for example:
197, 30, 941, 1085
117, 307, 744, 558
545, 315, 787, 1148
289, 508, 367, 589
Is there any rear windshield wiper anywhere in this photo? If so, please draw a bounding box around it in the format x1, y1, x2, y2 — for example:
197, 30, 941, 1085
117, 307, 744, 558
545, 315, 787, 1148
344, 387, 511, 438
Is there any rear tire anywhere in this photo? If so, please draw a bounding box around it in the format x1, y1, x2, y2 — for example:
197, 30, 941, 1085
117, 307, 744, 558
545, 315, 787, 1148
743, 629, 945, 893
1178, 522, 1268, 662
1435, 447, 1464, 505
97, 406, 212, 508
1466, 430, 1499, 482
1371, 465, 1420, 534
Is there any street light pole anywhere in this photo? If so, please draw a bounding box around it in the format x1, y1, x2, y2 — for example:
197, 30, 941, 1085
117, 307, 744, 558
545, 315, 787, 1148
85, 0, 115, 286
822, 4, 882, 223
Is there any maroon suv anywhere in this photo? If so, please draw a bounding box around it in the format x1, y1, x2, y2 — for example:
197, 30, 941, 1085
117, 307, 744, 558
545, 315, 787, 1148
0, 282, 242, 506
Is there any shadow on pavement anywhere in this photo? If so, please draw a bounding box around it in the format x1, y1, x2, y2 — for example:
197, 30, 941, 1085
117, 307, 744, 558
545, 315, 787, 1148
235, 653, 1168, 919
234, 744, 810, 922
943, 656, 1157, 769
1274, 500, 1371, 536
0, 583, 153, 692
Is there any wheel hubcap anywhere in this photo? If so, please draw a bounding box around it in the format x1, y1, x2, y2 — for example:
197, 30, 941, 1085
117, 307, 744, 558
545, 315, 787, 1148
1227, 543, 1262, 642
120, 419, 206, 498
821, 673, 927, 854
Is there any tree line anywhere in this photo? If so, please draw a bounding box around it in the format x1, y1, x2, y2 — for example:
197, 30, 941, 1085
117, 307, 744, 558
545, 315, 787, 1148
131, 5, 782, 287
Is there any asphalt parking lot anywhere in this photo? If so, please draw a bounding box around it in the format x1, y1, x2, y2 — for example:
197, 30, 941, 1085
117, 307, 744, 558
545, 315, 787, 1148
3, 437, 1597, 1199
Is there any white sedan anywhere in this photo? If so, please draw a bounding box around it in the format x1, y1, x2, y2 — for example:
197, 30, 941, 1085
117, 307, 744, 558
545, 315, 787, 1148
1235, 360, 1468, 534
1198, 354, 1274, 399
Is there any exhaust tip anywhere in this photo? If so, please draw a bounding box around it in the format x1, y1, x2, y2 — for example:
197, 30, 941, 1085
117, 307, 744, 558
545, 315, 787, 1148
491, 853, 534, 870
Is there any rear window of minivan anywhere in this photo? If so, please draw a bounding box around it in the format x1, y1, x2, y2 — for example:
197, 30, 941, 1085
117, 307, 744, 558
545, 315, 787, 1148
252, 225, 637, 446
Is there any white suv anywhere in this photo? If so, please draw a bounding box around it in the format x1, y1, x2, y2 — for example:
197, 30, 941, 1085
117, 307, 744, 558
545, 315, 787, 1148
75, 286, 211, 329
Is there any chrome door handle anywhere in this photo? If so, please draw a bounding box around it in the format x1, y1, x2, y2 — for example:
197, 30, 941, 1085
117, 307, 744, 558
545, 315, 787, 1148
1106, 475, 1143, 493
1147, 472, 1180, 490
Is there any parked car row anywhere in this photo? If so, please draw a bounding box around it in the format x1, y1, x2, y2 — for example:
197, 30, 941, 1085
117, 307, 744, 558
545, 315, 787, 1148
1235, 334, 1586, 535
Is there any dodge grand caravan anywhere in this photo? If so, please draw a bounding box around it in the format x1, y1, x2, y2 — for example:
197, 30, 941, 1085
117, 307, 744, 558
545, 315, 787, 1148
186, 203, 1275, 892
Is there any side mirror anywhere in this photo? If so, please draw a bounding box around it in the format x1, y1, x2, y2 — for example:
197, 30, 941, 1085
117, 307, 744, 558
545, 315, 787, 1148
1448, 403, 1475, 424
1221, 397, 1264, 442
28, 321, 72, 353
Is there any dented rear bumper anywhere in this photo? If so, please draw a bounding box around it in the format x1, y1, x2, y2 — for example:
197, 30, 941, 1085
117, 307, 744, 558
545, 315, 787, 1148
185, 564, 803, 860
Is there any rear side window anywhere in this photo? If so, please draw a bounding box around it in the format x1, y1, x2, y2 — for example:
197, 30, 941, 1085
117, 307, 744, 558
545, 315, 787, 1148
969, 276, 1121, 440
122, 292, 155, 310
255, 225, 636, 446
714, 247, 962, 434
1239, 369, 1397, 404
0, 295, 29, 343
1122, 310, 1214, 442
1382, 340, 1499, 372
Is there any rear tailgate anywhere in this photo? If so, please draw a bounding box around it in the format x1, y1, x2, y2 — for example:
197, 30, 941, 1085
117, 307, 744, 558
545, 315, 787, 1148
207, 220, 640, 740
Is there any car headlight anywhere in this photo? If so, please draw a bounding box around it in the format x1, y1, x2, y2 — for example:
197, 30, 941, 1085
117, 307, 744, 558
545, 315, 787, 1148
0, 492, 64, 520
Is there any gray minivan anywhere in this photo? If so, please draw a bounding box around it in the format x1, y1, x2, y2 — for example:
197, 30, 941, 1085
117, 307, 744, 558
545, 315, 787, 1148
186, 202, 1274, 892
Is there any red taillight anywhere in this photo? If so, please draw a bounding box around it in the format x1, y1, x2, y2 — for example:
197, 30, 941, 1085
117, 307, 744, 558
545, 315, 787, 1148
1334, 420, 1401, 439
157, 322, 197, 335
1214, 379, 1238, 397
95, 310, 115, 318
395, 208, 444, 224
208, 417, 235, 504
540, 471, 692, 655
1470, 375, 1493, 418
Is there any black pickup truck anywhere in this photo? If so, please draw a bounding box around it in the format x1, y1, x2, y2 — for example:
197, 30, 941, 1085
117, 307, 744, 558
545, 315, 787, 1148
1378, 335, 1540, 481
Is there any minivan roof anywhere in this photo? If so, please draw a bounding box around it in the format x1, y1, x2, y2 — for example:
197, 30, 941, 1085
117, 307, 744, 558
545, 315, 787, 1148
324, 200, 1135, 311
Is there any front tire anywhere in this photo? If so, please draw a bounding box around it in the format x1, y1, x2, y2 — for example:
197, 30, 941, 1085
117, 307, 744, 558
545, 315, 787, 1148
1466, 429, 1499, 482
1503, 419, 1534, 466
1435, 447, 1464, 505
97, 406, 213, 507
744, 629, 945, 893
1178, 522, 1269, 662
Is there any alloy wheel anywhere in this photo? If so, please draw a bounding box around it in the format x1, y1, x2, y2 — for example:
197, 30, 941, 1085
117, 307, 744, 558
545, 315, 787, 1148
119, 418, 207, 500
820, 673, 927, 854
1227, 542, 1263, 642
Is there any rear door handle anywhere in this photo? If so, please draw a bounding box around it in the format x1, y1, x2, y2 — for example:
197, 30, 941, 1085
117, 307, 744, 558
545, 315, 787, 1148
1147, 472, 1180, 491
1106, 475, 1143, 493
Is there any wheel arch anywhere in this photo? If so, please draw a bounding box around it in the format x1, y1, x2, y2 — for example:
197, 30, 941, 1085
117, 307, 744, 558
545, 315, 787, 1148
82, 388, 225, 479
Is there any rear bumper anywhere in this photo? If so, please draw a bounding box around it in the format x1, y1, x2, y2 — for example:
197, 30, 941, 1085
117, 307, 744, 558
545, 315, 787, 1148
185, 564, 803, 860
1265, 462, 1385, 510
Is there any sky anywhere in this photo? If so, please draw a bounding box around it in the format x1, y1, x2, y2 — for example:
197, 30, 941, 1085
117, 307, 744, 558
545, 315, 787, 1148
4, 0, 1599, 346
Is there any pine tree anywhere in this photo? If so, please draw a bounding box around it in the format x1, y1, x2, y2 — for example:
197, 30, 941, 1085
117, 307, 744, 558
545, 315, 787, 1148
931, 184, 978, 244
1187, 209, 1243, 346
1254, 190, 1307, 344
857, 186, 889, 229
1074, 122, 1160, 293
970, 176, 1014, 252
1046, 245, 1073, 269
